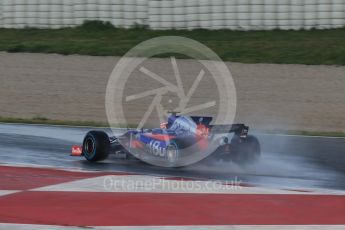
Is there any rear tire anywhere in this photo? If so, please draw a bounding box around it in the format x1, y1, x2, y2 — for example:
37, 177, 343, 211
230, 135, 261, 165
82, 131, 110, 162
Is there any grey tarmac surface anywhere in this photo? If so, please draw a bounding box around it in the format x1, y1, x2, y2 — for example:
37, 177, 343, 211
0, 123, 344, 191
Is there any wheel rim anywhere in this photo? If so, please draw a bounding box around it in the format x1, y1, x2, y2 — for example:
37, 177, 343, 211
84, 137, 95, 158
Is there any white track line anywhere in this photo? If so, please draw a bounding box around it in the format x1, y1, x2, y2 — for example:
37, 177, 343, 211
32, 175, 345, 195
0, 190, 19, 197
1, 224, 345, 230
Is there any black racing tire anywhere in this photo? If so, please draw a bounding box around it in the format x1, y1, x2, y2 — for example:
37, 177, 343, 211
82, 131, 110, 162
230, 135, 261, 165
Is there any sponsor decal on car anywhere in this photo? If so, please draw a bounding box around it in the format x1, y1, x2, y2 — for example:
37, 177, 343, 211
146, 140, 167, 158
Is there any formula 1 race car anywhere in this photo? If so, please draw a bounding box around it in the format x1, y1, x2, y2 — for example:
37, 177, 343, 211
71, 114, 260, 167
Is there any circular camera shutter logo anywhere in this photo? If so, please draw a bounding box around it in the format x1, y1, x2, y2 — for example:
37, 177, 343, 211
105, 36, 237, 167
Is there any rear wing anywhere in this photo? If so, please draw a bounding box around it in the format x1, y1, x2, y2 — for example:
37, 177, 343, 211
209, 124, 249, 138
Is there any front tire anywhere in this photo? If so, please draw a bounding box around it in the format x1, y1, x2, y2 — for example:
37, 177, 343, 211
83, 131, 110, 162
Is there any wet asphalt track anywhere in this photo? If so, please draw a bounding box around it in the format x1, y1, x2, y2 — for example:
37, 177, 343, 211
0, 123, 344, 190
